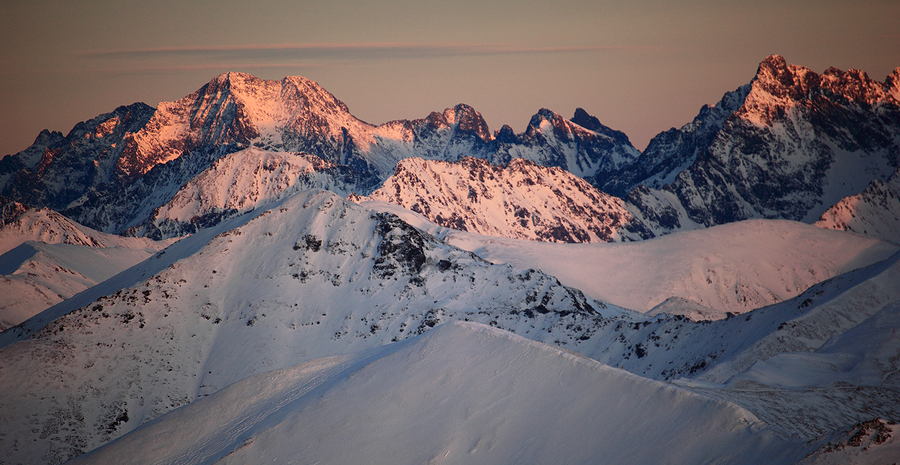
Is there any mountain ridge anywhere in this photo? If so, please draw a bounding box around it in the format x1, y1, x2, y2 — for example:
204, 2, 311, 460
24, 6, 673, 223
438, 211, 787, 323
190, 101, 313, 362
620, 55, 900, 238
2, 55, 900, 464
356, 156, 640, 243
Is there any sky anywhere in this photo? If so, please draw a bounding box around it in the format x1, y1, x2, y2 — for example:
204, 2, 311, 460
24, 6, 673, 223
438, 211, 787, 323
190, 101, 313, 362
1, 0, 899, 157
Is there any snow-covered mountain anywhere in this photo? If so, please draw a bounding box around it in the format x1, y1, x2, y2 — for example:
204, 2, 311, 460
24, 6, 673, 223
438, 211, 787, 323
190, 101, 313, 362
0, 104, 155, 212
126, 147, 366, 239
116, 73, 373, 181
814, 166, 900, 245
0, 198, 170, 329
4, 56, 899, 241
69, 322, 797, 465
0, 241, 164, 332
622, 55, 900, 237
0, 73, 638, 236
491, 107, 641, 180
0, 197, 161, 254
356, 156, 640, 243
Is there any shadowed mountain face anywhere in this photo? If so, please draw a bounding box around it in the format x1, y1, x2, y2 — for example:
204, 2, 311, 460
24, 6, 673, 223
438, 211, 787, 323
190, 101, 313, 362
616, 55, 900, 237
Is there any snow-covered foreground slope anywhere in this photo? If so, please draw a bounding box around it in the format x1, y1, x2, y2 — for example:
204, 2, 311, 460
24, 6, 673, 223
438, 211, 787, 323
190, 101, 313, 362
356, 156, 639, 242
678, 304, 900, 442
364, 200, 898, 318
71, 322, 796, 465
0, 190, 631, 464
1, 189, 898, 463
728, 301, 900, 389
815, 167, 900, 245
800, 419, 900, 465
0, 200, 171, 329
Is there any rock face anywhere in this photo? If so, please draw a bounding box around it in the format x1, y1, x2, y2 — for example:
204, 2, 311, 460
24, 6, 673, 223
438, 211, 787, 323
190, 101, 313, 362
619, 55, 900, 237
598, 85, 751, 197
491, 108, 641, 180
357, 157, 640, 243
0, 104, 155, 211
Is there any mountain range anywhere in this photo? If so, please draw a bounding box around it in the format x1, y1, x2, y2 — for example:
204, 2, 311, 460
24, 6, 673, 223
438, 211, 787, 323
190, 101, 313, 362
1, 55, 899, 464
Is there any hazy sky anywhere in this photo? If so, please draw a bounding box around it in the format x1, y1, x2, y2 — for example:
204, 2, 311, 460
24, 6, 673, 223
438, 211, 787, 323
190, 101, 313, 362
2, 0, 899, 156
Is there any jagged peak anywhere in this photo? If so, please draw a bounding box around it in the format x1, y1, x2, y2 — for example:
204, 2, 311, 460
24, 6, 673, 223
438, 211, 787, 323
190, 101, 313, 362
570, 108, 633, 146
413, 104, 491, 140
280, 75, 353, 114
758, 54, 789, 72
530, 108, 563, 124
494, 124, 517, 143
571, 108, 603, 131
752, 54, 819, 100
169, 72, 353, 118
887, 67, 900, 101
447, 103, 491, 139
210, 71, 258, 84
526, 108, 569, 135
750, 55, 897, 105
197, 72, 264, 97
31, 129, 64, 148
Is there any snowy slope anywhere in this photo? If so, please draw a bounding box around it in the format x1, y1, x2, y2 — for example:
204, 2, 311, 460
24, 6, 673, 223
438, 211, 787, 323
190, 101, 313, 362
128, 147, 364, 239
0, 199, 171, 329
360, 200, 898, 317
356, 157, 639, 243
684, 300, 900, 443
0, 198, 162, 255
70, 322, 796, 465
692, 250, 900, 386
0, 241, 162, 331
728, 300, 900, 388
815, 166, 900, 245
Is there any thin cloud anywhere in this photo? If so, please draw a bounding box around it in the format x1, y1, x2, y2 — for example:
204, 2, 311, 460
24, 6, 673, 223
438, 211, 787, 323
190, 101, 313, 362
93, 63, 326, 74
83, 42, 653, 62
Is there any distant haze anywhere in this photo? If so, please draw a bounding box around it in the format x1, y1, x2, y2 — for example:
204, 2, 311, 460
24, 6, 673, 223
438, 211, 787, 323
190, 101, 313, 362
2, 0, 899, 156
